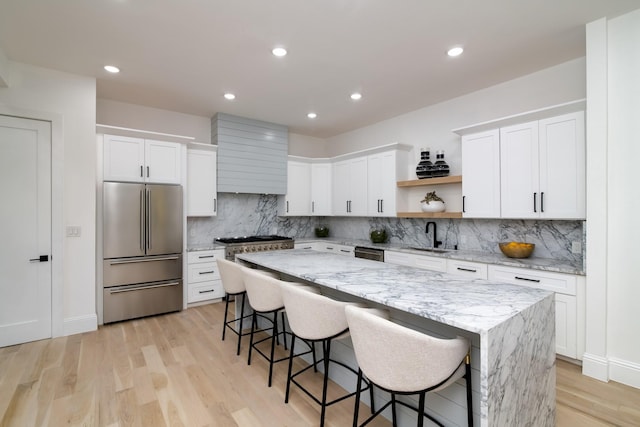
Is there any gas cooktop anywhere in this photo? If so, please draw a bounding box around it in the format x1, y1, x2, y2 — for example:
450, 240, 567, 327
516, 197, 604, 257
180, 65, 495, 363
215, 235, 292, 244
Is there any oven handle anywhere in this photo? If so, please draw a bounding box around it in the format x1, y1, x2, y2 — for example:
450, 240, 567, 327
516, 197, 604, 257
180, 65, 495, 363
109, 282, 180, 294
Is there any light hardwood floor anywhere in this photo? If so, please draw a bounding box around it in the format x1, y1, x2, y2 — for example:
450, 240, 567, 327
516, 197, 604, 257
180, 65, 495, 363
1, 302, 639, 427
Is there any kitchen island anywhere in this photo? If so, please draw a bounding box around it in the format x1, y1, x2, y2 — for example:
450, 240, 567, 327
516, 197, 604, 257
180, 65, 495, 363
237, 249, 555, 427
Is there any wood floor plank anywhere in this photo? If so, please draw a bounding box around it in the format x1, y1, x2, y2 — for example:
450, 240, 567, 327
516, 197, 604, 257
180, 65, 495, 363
1, 303, 639, 427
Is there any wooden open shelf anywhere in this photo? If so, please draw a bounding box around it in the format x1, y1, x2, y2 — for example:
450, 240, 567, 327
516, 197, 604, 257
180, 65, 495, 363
396, 211, 463, 219
397, 175, 462, 187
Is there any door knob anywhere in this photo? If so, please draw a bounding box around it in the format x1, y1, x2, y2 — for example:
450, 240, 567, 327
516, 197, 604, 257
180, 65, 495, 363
29, 255, 49, 262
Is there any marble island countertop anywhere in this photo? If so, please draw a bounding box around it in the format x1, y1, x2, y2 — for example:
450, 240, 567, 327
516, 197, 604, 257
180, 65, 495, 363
237, 249, 553, 334
296, 237, 584, 275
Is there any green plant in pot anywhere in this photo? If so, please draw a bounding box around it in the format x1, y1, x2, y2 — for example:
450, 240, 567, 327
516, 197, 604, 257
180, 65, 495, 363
315, 226, 329, 237
370, 228, 387, 243
420, 191, 446, 213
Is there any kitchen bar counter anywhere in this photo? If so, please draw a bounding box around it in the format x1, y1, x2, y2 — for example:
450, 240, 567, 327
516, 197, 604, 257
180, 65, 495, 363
237, 249, 555, 427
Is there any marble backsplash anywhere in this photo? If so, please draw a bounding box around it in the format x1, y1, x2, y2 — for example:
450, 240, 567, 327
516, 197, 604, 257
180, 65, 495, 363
187, 193, 585, 264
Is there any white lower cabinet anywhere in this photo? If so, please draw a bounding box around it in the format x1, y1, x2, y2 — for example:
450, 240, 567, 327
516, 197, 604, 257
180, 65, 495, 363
319, 243, 354, 256
187, 249, 225, 303
488, 264, 583, 359
446, 259, 488, 279
384, 250, 447, 272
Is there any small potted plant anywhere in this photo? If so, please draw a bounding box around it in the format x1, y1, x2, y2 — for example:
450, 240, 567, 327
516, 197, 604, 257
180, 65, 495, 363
420, 191, 446, 213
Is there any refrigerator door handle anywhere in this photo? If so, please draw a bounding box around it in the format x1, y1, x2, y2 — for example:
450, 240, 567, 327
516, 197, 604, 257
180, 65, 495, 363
108, 256, 181, 265
109, 281, 180, 294
140, 189, 145, 252
146, 188, 151, 250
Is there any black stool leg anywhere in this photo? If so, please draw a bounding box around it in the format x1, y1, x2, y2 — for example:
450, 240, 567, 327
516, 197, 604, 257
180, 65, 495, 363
320, 339, 331, 427
268, 311, 279, 387
466, 357, 473, 427
352, 368, 363, 427
247, 311, 257, 365
369, 377, 375, 414
391, 393, 398, 427
236, 293, 246, 355
417, 392, 426, 427
285, 334, 296, 403
281, 311, 288, 350
222, 293, 230, 341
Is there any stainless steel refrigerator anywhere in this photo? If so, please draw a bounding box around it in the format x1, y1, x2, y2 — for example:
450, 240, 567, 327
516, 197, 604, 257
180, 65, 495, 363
102, 182, 183, 323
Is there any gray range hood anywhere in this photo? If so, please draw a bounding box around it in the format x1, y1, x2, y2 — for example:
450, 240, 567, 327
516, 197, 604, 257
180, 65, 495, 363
212, 113, 288, 195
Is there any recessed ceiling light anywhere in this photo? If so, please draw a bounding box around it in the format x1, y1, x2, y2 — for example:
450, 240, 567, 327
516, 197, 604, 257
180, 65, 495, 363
224, 93, 236, 100
104, 65, 120, 73
272, 47, 287, 57
307, 112, 317, 119
447, 46, 464, 57
350, 92, 362, 101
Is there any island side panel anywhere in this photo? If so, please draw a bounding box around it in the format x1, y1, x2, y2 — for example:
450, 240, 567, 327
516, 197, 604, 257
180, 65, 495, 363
484, 294, 555, 426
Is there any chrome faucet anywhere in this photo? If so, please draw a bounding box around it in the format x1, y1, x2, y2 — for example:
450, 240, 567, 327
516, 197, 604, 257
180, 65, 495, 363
425, 221, 442, 248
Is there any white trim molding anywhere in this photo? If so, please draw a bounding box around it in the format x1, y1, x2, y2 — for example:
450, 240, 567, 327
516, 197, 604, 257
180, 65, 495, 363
609, 357, 640, 389
63, 314, 98, 337
582, 353, 610, 382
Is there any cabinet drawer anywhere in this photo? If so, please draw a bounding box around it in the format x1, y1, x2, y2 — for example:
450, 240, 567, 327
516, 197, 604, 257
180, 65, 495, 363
321, 244, 354, 256
187, 249, 224, 264
488, 265, 577, 295
188, 280, 224, 303
384, 250, 413, 266
188, 262, 220, 284
413, 255, 447, 272
447, 260, 488, 279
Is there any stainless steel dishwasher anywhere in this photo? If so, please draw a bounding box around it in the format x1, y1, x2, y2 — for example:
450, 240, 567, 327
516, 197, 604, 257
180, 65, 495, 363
354, 246, 385, 262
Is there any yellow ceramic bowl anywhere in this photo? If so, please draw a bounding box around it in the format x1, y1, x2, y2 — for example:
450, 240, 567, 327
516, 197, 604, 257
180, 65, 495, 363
499, 242, 535, 259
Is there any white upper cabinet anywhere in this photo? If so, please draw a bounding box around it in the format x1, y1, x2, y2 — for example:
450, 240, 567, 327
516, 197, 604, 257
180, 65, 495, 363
103, 134, 181, 184
501, 112, 585, 219
368, 151, 400, 217
461, 129, 501, 218
187, 147, 217, 216
279, 161, 311, 216
310, 162, 332, 215
333, 156, 368, 215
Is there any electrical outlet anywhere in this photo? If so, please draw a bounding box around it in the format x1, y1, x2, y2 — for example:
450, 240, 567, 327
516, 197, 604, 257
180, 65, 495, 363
571, 241, 582, 254
66, 226, 81, 237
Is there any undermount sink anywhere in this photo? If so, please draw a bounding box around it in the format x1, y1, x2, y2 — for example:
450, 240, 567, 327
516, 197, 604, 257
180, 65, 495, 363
405, 247, 451, 253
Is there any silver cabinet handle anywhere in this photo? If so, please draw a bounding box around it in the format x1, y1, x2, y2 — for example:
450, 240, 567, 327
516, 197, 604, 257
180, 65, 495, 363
146, 188, 151, 249
140, 189, 145, 251
214, 198, 217, 213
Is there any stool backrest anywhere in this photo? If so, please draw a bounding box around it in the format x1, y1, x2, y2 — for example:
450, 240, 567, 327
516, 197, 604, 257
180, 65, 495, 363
242, 267, 284, 312
345, 305, 469, 393
280, 281, 359, 340
217, 258, 245, 294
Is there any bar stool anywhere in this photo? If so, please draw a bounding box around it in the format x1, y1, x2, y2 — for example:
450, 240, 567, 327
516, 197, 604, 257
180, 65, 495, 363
217, 259, 279, 356
279, 281, 374, 427
242, 267, 314, 387
345, 305, 473, 427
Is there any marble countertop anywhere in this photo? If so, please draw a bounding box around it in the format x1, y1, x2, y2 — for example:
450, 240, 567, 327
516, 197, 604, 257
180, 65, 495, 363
237, 249, 553, 334
296, 237, 584, 275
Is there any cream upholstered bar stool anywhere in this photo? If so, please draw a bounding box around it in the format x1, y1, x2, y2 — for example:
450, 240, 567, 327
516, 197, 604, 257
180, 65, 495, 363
217, 258, 280, 356
345, 305, 473, 427
242, 267, 315, 387
280, 281, 374, 427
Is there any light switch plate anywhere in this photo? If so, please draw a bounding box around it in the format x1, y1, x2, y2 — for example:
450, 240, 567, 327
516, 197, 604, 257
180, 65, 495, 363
66, 226, 81, 237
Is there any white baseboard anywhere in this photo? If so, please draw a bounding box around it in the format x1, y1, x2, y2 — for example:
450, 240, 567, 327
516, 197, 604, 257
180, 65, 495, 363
609, 357, 640, 389
581, 353, 609, 381
63, 313, 98, 336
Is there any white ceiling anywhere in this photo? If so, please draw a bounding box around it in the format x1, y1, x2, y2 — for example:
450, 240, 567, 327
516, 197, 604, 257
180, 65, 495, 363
0, 1, 638, 138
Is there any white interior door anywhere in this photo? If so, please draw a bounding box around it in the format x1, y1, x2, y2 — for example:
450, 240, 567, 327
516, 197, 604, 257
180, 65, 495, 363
0, 115, 52, 347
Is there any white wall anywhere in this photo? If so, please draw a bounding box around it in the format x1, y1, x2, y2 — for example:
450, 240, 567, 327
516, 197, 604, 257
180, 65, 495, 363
584, 9, 640, 389
0, 60, 97, 335
288, 132, 327, 157
97, 99, 211, 143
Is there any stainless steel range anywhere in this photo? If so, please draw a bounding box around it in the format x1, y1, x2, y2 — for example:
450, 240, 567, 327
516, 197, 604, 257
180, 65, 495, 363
216, 235, 294, 260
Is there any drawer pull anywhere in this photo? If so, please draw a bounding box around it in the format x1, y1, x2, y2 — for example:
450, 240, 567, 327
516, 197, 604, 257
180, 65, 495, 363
340, 249, 351, 253
198, 255, 215, 259
302, 246, 312, 249
515, 276, 541, 283
457, 267, 477, 273
199, 270, 215, 275
198, 289, 215, 294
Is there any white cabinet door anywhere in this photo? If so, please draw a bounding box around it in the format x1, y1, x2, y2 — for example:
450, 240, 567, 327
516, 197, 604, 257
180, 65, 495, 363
311, 163, 332, 215
554, 293, 577, 358
187, 148, 217, 216
145, 140, 182, 184
461, 130, 501, 218
538, 112, 585, 219
384, 250, 446, 272
500, 121, 539, 218
187, 249, 225, 303
368, 151, 397, 217
332, 157, 367, 215
103, 135, 146, 182
446, 259, 488, 279
281, 161, 311, 215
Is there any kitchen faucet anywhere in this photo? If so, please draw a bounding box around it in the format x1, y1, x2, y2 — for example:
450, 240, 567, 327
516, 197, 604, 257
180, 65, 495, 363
425, 221, 442, 248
